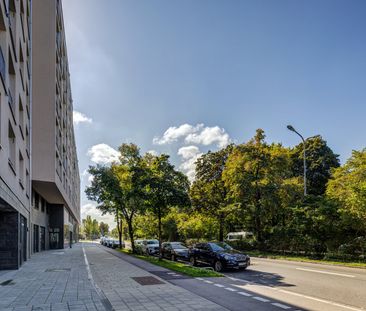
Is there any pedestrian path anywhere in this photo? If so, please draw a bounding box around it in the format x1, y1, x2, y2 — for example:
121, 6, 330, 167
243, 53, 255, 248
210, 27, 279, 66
83, 243, 228, 311
0, 244, 107, 311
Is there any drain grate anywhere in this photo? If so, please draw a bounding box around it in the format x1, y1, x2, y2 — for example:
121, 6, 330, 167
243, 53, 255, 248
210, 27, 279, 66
131, 276, 165, 285
0, 279, 14, 286
45, 268, 71, 272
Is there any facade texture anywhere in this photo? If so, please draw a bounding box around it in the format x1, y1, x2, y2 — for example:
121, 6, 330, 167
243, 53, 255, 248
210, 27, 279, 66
0, 0, 32, 269
0, 0, 80, 269
31, 0, 80, 253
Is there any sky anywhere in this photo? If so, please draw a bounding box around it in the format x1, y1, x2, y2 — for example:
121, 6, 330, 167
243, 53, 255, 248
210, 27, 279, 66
62, 0, 366, 228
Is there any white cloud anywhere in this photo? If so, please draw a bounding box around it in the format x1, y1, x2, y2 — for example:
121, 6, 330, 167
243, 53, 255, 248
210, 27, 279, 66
146, 150, 159, 156
153, 123, 231, 148
177, 146, 203, 181
87, 144, 119, 165
185, 126, 231, 148
81, 202, 116, 229
153, 124, 204, 145
73, 111, 92, 125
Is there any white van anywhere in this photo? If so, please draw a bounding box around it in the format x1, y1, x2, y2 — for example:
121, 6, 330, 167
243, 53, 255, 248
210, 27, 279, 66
225, 231, 254, 241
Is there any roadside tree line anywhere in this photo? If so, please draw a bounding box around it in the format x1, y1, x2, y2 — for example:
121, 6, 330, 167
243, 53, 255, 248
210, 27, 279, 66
85, 130, 366, 260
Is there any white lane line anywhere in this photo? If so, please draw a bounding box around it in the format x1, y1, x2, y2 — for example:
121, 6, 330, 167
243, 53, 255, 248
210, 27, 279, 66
195, 277, 204, 281
204, 280, 213, 284
272, 302, 291, 309
238, 291, 252, 297
227, 276, 241, 282
295, 267, 355, 278
278, 288, 364, 311
233, 278, 365, 311
253, 296, 270, 302
214, 284, 225, 288
225, 287, 237, 292
167, 272, 176, 275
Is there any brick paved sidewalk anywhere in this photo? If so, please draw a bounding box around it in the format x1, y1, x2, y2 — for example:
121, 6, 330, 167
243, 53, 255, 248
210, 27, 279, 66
84, 243, 227, 311
0, 244, 107, 311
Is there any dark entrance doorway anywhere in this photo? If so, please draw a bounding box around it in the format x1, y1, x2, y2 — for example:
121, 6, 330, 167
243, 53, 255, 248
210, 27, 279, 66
33, 224, 39, 253
40, 226, 45, 251
20, 215, 27, 264
49, 228, 61, 249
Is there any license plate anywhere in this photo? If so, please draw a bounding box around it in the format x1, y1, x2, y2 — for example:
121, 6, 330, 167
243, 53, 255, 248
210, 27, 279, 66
238, 262, 246, 266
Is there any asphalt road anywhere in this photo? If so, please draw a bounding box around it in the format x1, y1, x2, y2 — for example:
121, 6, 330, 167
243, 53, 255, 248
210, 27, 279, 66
172, 257, 366, 311
99, 244, 366, 311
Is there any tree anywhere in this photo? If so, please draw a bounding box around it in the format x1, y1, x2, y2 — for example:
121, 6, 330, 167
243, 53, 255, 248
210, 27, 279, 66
223, 129, 302, 247
86, 143, 149, 252
327, 149, 366, 235
190, 145, 233, 241
291, 135, 339, 195
145, 154, 190, 258
99, 222, 109, 236
82, 215, 100, 240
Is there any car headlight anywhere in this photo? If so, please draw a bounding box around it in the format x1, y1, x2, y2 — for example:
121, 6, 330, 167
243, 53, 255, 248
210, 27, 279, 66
224, 254, 236, 261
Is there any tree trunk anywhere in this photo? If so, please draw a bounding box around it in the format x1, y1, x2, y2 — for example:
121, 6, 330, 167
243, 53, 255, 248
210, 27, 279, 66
158, 206, 162, 260
127, 219, 135, 253
219, 212, 224, 242
118, 218, 123, 249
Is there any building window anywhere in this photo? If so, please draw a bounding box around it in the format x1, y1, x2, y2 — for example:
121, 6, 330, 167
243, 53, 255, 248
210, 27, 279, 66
8, 122, 16, 173
34, 192, 39, 209
19, 97, 24, 139
25, 170, 29, 197
19, 150, 24, 188
41, 198, 45, 212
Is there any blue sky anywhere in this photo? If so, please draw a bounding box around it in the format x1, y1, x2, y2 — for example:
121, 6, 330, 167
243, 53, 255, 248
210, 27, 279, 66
63, 0, 366, 227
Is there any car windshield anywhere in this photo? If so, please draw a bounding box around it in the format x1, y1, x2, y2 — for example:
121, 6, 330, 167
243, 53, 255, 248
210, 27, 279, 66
147, 240, 159, 244
209, 242, 233, 251
171, 242, 187, 249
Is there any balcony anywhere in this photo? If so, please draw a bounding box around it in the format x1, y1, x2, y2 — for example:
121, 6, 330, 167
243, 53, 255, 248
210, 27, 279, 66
8, 87, 15, 119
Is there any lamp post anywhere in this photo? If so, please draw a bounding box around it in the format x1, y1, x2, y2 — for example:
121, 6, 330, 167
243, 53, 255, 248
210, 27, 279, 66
287, 125, 307, 196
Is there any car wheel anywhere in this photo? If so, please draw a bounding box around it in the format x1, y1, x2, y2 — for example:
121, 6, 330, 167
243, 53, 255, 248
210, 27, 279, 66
171, 254, 176, 261
190, 256, 196, 266
214, 260, 223, 272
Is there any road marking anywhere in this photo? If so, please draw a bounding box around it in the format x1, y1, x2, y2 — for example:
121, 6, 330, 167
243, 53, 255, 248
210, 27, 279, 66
232, 277, 365, 311
278, 289, 364, 311
272, 302, 291, 309
295, 267, 355, 278
204, 280, 213, 284
238, 291, 252, 297
225, 287, 237, 292
195, 277, 204, 281
227, 276, 241, 282
253, 296, 270, 302
214, 284, 225, 288
167, 272, 176, 275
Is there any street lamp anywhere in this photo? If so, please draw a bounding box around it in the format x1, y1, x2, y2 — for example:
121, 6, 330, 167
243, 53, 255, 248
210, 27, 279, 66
287, 125, 307, 196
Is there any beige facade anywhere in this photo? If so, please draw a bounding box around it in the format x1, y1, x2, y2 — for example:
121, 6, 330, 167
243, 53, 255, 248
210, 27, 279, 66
31, 0, 80, 251
0, 0, 32, 269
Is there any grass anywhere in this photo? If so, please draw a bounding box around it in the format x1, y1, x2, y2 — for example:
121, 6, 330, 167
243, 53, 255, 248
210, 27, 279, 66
118, 248, 223, 277
247, 250, 366, 268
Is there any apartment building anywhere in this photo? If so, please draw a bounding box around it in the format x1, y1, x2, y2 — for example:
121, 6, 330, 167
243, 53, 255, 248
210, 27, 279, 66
31, 0, 80, 252
0, 0, 80, 269
0, 0, 32, 269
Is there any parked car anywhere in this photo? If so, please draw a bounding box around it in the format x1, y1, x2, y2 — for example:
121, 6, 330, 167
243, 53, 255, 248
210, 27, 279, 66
100, 236, 107, 245
189, 242, 250, 272
141, 239, 160, 255
110, 239, 124, 249
162, 242, 189, 261
225, 231, 254, 242
134, 239, 144, 253
101, 236, 110, 246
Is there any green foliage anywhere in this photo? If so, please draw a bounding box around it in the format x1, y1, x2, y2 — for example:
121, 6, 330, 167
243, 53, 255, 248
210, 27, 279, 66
291, 135, 340, 195
81, 215, 99, 240
190, 145, 233, 241
223, 129, 303, 246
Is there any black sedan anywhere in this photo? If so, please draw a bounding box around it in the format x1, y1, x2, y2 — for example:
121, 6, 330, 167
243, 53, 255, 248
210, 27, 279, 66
161, 242, 189, 261
189, 242, 250, 272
